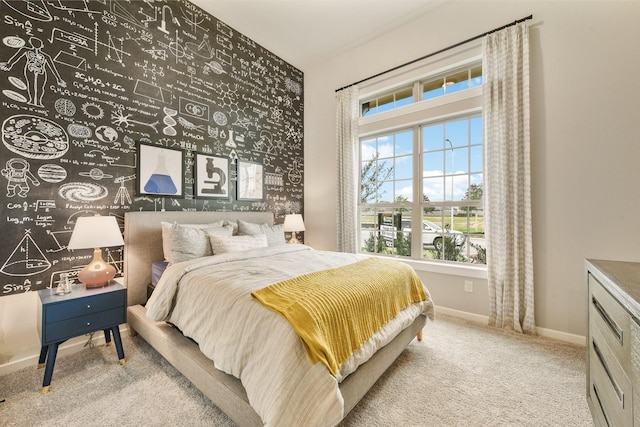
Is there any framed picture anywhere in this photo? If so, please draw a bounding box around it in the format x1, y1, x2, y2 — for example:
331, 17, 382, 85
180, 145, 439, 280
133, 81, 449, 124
137, 142, 185, 197
194, 153, 230, 199
237, 160, 264, 201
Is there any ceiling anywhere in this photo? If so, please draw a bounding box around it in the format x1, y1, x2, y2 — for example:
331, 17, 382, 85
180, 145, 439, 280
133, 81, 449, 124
189, 0, 445, 70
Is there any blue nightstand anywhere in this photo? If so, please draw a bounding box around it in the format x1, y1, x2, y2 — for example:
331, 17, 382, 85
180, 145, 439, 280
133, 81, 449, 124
36, 280, 127, 394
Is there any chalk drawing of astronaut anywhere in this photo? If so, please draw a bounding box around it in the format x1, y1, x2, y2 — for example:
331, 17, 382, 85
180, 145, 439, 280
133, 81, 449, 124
2, 158, 40, 197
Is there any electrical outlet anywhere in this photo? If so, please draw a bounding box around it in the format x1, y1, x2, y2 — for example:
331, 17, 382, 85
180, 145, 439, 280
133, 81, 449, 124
464, 280, 473, 293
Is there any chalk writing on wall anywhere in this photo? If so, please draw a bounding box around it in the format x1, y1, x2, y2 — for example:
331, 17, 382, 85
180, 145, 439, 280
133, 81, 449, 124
0, 0, 304, 296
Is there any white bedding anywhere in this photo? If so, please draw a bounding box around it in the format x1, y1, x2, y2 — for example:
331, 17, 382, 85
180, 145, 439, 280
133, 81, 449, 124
146, 245, 434, 426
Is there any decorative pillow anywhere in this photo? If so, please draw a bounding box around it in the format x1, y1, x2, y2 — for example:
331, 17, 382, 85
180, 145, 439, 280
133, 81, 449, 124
223, 220, 238, 235
161, 220, 224, 229
237, 220, 286, 246
161, 222, 230, 264
209, 234, 268, 255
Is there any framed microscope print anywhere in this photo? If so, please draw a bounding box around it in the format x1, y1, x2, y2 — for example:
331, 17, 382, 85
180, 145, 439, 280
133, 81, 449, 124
194, 153, 231, 200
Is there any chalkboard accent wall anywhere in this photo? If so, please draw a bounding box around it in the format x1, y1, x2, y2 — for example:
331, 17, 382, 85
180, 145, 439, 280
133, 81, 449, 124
0, 0, 304, 296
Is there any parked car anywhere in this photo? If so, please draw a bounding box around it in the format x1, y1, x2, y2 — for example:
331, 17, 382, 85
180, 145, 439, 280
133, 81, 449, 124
400, 219, 466, 250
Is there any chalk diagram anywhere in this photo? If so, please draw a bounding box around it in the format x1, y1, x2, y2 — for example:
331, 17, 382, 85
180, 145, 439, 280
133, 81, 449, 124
114, 175, 135, 205
1, 230, 51, 276
37, 164, 67, 183
0, 36, 66, 107
58, 182, 108, 202
78, 168, 113, 181
288, 159, 303, 185
162, 107, 178, 136
54, 98, 76, 116
2, 115, 70, 160
2, 158, 40, 197
2, 0, 52, 22
67, 123, 92, 139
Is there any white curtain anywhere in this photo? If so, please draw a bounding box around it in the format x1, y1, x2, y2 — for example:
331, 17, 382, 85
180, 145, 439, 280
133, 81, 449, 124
483, 22, 535, 333
335, 86, 359, 253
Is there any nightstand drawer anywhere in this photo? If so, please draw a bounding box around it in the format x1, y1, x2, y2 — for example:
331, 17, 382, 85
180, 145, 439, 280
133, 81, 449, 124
45, 291, 125, 323
43, 307, 125, 344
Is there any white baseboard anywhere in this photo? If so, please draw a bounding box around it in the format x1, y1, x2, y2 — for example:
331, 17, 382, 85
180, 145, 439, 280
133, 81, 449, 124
434, 305, 586, 346
0, 325, 129, 377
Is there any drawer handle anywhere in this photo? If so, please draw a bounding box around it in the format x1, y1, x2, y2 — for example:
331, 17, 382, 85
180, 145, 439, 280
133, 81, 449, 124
593, 339, 623, 405
87, 304, 91, 309
86, 322, 91, 326
592, 383, 611, 427
592, 296, 623, 344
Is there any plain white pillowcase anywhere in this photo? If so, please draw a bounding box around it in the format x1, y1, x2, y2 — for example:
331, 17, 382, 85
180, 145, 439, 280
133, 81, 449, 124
237, 220, 286, 246
209, 233, 268, 254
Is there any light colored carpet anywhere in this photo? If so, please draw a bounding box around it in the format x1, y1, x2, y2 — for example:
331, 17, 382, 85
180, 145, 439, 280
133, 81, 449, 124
0, 314, 593, 426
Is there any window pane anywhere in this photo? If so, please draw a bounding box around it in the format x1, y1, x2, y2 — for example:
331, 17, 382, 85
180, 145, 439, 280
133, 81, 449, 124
377, 181, 394, 203
470, 145, 482, 173
445, 120, 469, 147
422, 125, 443, 152
470, 66, 483, 88
423, 152, 443, 175
377, 136, 394, 158
395, 179, 412, 202
444, 70, 470, 94
377, 93, 395, 113
395, 155, 412, 180
395, 131, 413, 155
452, 174, 468, 201
470, 116, 482, 145
361, 139, 377, 161
422, 78, 445, 100
396, 87, 413, 107
423, 176, 444, 201
452, 147, 469, 174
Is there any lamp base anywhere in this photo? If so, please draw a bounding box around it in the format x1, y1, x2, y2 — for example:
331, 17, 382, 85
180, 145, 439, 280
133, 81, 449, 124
289, 232, 301, 244
79, 248, 116, 288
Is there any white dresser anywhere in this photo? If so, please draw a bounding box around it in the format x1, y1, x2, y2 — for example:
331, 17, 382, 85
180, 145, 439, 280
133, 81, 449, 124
586, 259, 640, 426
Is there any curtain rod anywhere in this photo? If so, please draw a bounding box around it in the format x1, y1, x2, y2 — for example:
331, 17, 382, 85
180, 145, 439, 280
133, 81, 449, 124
335, 14, 533, 93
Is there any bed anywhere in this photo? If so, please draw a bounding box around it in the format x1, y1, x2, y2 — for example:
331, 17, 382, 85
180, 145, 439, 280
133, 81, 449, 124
124, 211, 434, 426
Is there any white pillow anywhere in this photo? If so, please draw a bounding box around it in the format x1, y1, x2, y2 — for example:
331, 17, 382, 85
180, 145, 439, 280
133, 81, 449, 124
209, 234, 268, 254
161, 221, 229, 264
237, 220, 286, 246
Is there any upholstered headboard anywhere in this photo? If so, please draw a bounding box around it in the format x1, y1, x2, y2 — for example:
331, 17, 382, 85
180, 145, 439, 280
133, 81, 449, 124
123, 211, 274, 306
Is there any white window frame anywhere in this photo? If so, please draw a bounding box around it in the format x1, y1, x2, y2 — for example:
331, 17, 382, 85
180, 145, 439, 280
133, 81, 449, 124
357, 42, 487, 276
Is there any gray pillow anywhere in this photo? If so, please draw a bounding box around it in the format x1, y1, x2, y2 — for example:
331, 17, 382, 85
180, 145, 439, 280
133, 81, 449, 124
161, 222, 231, 264
237, 220, 286, 246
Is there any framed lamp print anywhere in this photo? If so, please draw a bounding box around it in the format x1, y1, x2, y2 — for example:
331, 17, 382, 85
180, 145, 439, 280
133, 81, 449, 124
137, 142, 184, 197
237, 160, 264, 201
194, 153, 231, 199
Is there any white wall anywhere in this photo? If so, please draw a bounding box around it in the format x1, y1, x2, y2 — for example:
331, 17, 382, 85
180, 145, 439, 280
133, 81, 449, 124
305, 0, 640, 337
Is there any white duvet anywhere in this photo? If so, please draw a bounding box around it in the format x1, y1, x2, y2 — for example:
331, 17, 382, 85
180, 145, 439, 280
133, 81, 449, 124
146, 245, 434, 426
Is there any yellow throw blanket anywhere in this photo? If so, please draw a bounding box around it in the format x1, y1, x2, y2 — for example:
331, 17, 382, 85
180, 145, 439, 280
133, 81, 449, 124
252, 257, 427, 376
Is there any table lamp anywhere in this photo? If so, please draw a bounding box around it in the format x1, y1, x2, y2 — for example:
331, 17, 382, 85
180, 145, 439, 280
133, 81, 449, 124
283, 214, 305, 244
67, 214, 124, 288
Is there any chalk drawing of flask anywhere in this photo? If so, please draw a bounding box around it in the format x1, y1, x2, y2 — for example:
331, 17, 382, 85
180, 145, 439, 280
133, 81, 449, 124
144, 152, 177, 194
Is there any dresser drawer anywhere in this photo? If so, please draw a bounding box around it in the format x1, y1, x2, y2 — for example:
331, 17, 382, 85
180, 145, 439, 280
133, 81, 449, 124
590, 273, 631, 369
590, 325, 633, 427
43, 307, 125, 344
44, 290, 125, 323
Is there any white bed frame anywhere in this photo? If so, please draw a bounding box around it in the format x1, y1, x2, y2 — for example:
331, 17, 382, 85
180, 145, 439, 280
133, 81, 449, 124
123, 211, 426, 426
